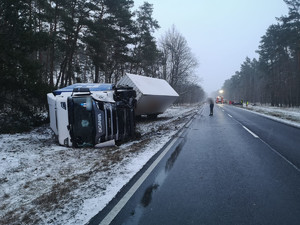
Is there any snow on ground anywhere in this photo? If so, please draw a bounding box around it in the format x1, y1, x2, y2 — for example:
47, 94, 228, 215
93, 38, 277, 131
238, 104, 300, 128
0, 105, 200, 225
0, 104, 299, 225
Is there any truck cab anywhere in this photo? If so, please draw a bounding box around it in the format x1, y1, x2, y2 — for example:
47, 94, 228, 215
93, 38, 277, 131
47, 84, 136, 147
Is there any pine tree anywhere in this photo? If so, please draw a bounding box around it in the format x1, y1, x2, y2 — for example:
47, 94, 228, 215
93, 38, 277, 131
130, 2, 160, 77
0, 0, 51, 133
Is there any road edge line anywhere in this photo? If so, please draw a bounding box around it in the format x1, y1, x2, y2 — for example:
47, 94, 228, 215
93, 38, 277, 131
259, 138, 300, 173
231, 106, 300, 129
221, 105, 300, 173
99, 128, 185, 225
97, 105, 201, 225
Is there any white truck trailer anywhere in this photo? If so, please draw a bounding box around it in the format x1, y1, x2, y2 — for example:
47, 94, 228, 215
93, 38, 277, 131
117, 73, 179, 118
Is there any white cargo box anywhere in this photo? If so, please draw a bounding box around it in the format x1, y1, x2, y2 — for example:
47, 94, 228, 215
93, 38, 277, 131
117, 73, 179, 116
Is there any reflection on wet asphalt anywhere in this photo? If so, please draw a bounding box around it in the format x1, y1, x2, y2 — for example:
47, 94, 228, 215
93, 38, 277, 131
140, 184, 159, 207
123, 138, 186, 225
165, 142, 183, 172
109, 105, 300, 225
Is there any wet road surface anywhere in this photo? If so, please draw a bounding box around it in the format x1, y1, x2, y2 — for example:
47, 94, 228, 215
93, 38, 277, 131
90, 104, 300, 225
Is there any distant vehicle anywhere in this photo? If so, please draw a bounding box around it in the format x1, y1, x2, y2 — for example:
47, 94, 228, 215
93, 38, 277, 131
232, 101, 242, 105
216, 96, 223, 104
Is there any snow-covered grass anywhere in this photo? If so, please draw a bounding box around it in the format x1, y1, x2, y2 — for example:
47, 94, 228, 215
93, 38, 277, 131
240, 104, 300, 128
0, 105, 200, 225
1, 103, 298, 225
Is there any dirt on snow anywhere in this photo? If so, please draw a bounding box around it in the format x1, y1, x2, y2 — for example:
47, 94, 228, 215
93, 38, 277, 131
0, 105, 200, 225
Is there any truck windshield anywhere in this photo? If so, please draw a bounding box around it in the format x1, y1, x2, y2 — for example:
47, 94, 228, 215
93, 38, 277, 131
71, 96, 94, 147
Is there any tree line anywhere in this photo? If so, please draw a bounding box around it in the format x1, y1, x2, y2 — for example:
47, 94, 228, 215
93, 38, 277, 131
0, 0, 204, 133
222, 0, 300, 107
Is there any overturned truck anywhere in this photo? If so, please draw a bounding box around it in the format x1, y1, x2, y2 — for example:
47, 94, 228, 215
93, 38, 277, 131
47, 74, 179, 147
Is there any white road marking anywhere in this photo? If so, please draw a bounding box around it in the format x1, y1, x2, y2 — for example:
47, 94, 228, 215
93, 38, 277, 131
242, 126, 259, 138
99, 130, 185, 225
225, 106, 300, 172
228, 114, 232, 118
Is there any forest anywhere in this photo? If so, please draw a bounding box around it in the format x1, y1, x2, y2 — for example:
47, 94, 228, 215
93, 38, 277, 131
1, 0, 300, 133
222, 0, 300, 107
0, 0, 203, 133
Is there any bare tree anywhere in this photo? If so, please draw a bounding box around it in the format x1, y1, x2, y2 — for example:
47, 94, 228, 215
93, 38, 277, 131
159, 25, 198, 88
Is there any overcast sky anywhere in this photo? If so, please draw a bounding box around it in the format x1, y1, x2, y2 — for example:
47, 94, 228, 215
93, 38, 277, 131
133, 0, 289, 95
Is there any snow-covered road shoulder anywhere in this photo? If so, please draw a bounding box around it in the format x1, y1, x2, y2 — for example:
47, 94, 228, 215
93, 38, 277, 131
230, 104, 300, 129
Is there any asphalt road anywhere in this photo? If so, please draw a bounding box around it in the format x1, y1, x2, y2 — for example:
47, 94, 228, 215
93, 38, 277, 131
90, 104, 300, 225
